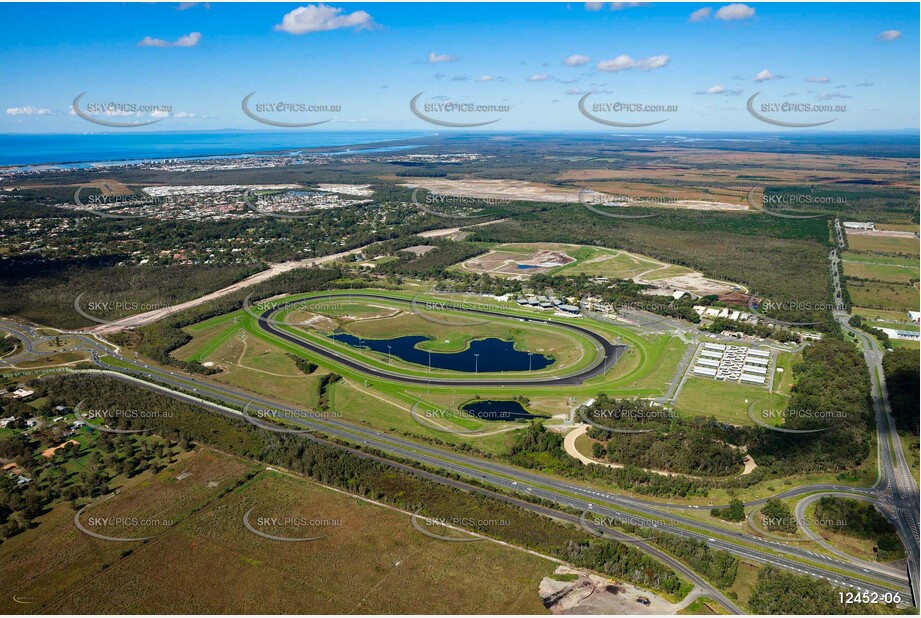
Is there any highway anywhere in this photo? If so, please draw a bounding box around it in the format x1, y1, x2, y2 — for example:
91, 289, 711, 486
0, 300, 916, 609
831, 219, 917, 600
838, 312, 920, 604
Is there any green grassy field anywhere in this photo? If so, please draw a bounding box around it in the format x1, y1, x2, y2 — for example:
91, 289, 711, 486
847, 280, 919, 313
842, 258, 919, 284
81, 283, 888, 508
551, 246, 663, 279
851, 307, 916, 323
643, 264, 696, 281
674, 377, 785, 426
163, 288, 689, 453
263, 292, 601, 380
845, 233, 919, 256
868, 321, 919, 333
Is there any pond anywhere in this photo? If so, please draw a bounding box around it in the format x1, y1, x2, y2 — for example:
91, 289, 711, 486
461, 399, 543, 421
328, 333, 553, 373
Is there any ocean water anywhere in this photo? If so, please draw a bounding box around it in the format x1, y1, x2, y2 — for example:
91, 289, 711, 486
0, 131, 428, 167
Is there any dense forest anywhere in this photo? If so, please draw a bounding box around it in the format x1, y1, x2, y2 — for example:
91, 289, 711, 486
760, 498, 797, 533
468, 206, 837, 329
726, 339, 875, 476
583, 397, 744, 477
882, 348, 920, 434
510, 339, 876, 496
748, 567, 896, 615
813, 497, 904, 562
0, 259, 256, 330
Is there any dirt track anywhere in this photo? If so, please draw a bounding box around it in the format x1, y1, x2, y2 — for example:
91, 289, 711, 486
85, 222, 504, 335
86, 247, 366, 335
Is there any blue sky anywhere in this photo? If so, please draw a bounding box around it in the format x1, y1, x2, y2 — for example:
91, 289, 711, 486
1, 2, 917, 132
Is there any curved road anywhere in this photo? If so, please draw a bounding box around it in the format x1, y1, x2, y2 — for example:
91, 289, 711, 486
256, 292, 626, 386
0, 313, 914, 607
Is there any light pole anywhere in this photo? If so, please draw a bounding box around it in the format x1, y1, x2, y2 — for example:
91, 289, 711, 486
428, 350, 431, 372
475, 353, 479, 374
387, 345, 391, 365
529, 352, 532, 373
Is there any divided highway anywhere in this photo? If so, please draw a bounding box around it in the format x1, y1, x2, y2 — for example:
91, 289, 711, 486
0, 295, 915, 609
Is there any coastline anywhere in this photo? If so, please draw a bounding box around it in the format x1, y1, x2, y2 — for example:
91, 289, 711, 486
0, 130, 433, 170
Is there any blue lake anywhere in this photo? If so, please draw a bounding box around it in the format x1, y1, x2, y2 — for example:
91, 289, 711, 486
462, 400, 543, 421
329, 333, 553, 373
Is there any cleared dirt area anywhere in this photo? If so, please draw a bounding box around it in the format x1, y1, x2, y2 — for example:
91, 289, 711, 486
92, 178, 133, 196
459, 242, 740, 296
461, 247, 576, 276
540, 566, 682, 615
639, 271, 740, 296
399, 178, 583, 203
400, 245, 437, 256
401, 177, 750, 211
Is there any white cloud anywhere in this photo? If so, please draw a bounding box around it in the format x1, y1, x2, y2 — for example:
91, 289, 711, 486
476, 75, 494, 82
449, 74, 468, 81
6, 105, 53, 116
876, 30, 901, 41
816, 92, 851, 101
428, 52, 458, 64
274, 4, 375, 35
805, 76, 830, 83
715, 3, 755, 21
527, 73, 552, 82
177, 2, 209, 10
855, 82, 874, 87
586, 2, 647, 9
689, 7, 712, 22
695, 85, 742, 95
564, 54, 591, 67
138, 32, 202, 47
566, 88, 611, 95
753, 68, 782, 82
597, 54, 669, 72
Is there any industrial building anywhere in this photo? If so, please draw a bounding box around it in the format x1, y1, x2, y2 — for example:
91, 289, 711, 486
689, 342, 773, 386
